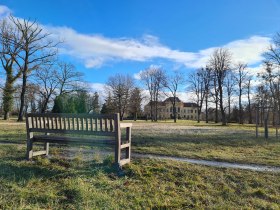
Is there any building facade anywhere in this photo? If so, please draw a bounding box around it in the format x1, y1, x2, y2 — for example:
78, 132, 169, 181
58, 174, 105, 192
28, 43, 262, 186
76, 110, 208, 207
144, 97, 199, 120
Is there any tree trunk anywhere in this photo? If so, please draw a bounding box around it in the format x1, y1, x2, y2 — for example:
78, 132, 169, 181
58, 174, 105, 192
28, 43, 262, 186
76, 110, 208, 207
17, 73, 27, 122
228, 95, 231, 122
248, 88, 252, 124
3, 75, 14, 120
173, 97, 177, 123
215, 101, 218, 123
238, 88, 243, 124
205, 94, 208, 123
218, 83, 226, 125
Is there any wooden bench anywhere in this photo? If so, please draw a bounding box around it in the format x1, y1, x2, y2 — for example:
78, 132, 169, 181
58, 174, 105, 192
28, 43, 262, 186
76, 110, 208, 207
25, 113, 132, 166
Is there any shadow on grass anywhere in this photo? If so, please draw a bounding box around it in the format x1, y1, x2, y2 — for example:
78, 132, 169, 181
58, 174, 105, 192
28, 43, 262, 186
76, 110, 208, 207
0, 153, 121, 186
132, 133, 277, 148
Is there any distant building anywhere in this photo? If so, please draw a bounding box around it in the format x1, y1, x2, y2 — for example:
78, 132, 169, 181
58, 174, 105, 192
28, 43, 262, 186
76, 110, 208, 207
144, 97, 199, 120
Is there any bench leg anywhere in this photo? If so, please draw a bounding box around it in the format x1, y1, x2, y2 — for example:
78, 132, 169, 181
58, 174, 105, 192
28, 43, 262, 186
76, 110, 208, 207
44, 142, 49, 156
125, 127, 131, 161
26, 139, 33, 160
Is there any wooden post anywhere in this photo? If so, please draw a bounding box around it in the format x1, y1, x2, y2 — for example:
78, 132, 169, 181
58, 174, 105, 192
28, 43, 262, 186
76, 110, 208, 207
114, 113, 121, 165
44, 119, 50, 156
126, 126, 131, 160
26, 115, 33, 160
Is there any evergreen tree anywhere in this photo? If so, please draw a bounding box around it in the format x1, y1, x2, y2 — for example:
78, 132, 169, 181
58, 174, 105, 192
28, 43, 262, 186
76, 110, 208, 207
101, 93, 115, 114
129, 87, 142, 120
91, 92, 100, 114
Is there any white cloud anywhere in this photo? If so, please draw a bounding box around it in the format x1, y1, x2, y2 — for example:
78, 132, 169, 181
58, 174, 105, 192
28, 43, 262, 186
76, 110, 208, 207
46, 25, 271, 69
0, 5, 11, 17
90, 82, 106, 93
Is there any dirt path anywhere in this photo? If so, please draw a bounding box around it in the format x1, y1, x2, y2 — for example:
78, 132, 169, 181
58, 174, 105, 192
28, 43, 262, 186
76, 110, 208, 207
133, 153, 280, 172
59, 148, 280, 172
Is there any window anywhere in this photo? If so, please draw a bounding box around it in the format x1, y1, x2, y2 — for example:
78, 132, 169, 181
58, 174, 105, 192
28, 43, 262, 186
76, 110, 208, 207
170, 107, 172, 112
178, 107, 180, 112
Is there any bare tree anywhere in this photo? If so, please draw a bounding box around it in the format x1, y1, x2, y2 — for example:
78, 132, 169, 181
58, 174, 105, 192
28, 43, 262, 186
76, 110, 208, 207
55, 62, 84, 96
234, 63, 248, 124
34, 65, 59, 113
203, 66, 212, 123
163, 71, 184, 123
9, 15, 58, 121
140, 66, 166, 121
245, 75, 253, 124
225, 70, 235, 122
0, 18, 22, 119
209, 48, 231, 125
106, 74, 134, 121
188, 68, 206, 123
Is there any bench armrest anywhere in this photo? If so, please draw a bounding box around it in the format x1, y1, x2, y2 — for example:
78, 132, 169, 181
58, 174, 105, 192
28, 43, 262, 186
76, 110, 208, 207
120, 123, 132, 128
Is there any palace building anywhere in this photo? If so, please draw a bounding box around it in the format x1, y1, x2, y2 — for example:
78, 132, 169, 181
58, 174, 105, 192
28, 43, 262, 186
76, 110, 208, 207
144, 97, 199, 120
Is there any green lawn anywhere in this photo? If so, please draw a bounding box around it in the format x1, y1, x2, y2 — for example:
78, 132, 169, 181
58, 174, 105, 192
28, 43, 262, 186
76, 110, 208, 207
131, 120, 280, 167
0, 145, 279, 209
0, 119, 280, 208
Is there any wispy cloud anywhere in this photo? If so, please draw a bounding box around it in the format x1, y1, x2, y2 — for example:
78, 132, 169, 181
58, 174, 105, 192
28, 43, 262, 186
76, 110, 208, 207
45, 25, 271, 69
0, 5, 11, 17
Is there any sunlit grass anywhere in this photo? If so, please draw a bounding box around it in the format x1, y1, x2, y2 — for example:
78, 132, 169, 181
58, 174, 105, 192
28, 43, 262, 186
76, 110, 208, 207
130, 120, 280, 166
0, 145, 279, 209
0, 119, 279, 208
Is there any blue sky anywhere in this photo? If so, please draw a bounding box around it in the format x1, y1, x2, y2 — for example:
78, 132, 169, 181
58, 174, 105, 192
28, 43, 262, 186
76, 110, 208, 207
0, 0, 280, 99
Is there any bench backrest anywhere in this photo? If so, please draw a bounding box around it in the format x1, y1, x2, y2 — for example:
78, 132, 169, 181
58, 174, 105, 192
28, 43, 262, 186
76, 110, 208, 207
26, 113, 119, 136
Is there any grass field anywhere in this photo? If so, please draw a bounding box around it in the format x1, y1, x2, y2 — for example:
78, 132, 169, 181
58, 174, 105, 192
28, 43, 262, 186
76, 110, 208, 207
0, 119, 279, 209
131, 120, 280, 167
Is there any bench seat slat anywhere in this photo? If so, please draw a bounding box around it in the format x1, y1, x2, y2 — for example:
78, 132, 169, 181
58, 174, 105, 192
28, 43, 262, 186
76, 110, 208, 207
29, 128, 115, 136
120, 143, 130, 149
27, 113, 115, 119
120, 123, 133, 128
33, 135, 115, 145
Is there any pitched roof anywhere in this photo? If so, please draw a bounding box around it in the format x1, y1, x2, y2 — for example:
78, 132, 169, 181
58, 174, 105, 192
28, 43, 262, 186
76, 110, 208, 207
183, 103, 199, 107
163, 97, 182, 103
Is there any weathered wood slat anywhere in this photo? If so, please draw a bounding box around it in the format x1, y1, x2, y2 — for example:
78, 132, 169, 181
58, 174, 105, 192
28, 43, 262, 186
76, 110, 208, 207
27, 113, 115, 119
120, 123, 133, 128
31, 117, 34, 128
59, 117, 62, 129
120, 143, 130, 149
110, 119, 113, 132
43, 117, 46, 129
55, 117, 58, 129
86, 118, 88, 131
105, 118, 108, 132
95, 118, 98, 131
33, 135, 115, 145
35, 117, 38, 128
119, 159, 130, 166
68, 118, 71, 130
29, 128, 115, 136
90, 118, 93, 131
33, 150, 47, 156
100, 118, 102, 131
63, 117, 66, 130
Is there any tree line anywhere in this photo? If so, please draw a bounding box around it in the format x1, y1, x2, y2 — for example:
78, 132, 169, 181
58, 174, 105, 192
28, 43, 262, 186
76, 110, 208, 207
1, 15, 280, 125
